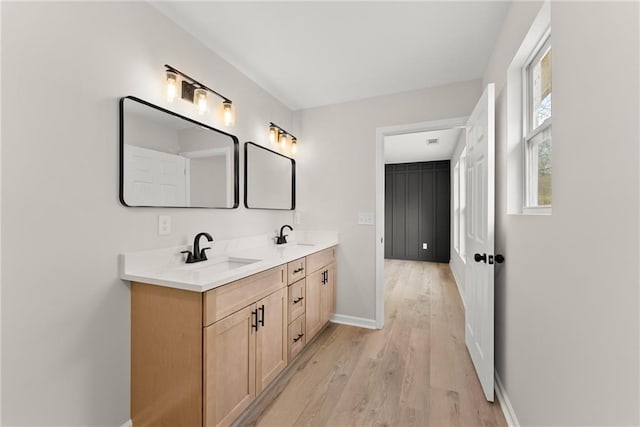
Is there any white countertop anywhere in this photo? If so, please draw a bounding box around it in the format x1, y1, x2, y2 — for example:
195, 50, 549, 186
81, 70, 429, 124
120, 231, 338, 292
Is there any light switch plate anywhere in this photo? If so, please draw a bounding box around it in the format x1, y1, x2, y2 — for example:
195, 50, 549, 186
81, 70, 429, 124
158, 215, 171, 235
358, 212, 375, 225
422, 243, 428, 250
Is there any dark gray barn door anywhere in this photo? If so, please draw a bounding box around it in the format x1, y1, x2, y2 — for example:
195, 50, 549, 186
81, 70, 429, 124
384, 161, 450, 263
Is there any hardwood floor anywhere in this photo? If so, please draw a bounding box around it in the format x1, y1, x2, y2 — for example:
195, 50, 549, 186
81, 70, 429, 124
252, 260, 507, 427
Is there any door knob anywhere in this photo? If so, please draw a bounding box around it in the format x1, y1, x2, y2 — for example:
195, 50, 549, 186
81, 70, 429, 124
495, 254, 505, 263
474, 253, 487, 263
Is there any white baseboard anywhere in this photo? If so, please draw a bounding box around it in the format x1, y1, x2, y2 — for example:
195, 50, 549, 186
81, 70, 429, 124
120, 419, 132, 427
495, 373, 520, 427
330, 314, 377, 329
449, 263, 466, 308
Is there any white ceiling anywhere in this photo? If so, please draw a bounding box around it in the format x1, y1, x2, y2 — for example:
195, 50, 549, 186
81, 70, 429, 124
151, 1, 509, 110
384, 128, 462, 164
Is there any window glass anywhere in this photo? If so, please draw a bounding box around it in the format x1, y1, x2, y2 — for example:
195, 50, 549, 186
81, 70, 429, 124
530, 45, 552, 130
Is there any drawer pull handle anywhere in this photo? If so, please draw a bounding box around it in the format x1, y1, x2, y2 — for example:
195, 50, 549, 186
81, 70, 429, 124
293, 333, 304, 343
258, 304, 265, 327
293, 296, 304, 304
293, 267, 305, 274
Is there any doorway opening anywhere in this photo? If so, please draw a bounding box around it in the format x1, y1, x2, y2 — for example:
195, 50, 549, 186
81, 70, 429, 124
374, 117, 467, 329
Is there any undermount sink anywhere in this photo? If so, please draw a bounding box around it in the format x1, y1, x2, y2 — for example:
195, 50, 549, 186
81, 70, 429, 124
177, 256, 260, 274
289, 242, 316, 247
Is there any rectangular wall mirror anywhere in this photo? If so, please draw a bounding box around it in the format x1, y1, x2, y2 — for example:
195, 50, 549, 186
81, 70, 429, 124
244, 142, 295, 210
120, 96, 239, 208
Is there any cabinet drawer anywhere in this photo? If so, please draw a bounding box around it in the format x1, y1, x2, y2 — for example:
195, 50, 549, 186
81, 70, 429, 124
287, 315, 306, 361
306, 246, 336, 273
204, 266, 286, 326
287, 258, 306, 284
288, 279, 306, 322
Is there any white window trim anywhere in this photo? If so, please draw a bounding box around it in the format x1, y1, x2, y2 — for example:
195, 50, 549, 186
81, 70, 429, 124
505, 1, 551, 216
522, 28, 552, 213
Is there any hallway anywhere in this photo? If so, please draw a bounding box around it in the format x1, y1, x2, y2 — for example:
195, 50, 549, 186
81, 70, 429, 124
253, 260, 506, 426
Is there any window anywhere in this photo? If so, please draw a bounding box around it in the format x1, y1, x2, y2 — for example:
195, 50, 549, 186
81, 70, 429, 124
524, 33, 552, 210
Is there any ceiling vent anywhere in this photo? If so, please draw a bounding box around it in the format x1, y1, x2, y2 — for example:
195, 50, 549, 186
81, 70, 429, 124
427, 138, 439, 145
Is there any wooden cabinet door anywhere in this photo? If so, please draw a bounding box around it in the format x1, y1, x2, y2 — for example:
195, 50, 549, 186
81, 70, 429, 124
305, 268, 324, 341
256, 288, 288, 394
204, 305, 256, 427
321, 262, 337, 324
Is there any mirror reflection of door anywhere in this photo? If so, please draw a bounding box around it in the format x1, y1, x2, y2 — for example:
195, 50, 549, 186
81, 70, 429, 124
120, 96, 238, 208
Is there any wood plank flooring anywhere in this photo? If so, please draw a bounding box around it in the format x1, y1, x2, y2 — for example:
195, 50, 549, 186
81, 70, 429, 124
252, 260, 507, 427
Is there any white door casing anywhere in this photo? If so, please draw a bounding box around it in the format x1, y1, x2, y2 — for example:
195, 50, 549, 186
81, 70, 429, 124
464, 83, 495, 402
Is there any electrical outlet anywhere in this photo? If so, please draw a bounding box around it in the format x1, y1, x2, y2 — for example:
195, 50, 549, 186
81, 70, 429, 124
158, 215, 171, 235
358, 212, 375, 225
422, 243, 428, 250
293, 211, 301, 225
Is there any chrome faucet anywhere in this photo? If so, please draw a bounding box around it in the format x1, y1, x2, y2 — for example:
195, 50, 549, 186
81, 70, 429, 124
181, 232, 213, 263
276, 225, 293, 245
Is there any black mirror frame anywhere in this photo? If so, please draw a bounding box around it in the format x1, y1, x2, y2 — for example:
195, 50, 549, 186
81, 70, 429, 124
244, 141, 296, 210
119, 96, 240, 209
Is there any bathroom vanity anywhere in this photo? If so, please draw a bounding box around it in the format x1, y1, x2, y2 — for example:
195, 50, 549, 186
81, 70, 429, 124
121, 232, 337, 427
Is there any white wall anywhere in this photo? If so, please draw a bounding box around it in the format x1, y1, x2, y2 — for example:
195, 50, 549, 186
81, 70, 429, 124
487, 2, 640, 425
1, 2, 296, 425
297, 80, 482, 321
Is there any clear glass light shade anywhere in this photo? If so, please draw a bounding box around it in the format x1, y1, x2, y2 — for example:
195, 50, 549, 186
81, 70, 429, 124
280, 133, 288, 148
223, 101, 234, 126
194, 89, 207, 115
269, 126, 278, 144
166, 71, 178, 103
291, 139, 297, 155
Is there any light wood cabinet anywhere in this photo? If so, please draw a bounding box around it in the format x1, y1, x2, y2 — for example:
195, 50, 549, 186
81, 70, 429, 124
304, 248, 337, 343
204, 287, 287, 427
287, 257, 306, 284
255, 288, 287, 394
321, 262, 337, 326
287, 314, 306, 360
305, 268, 324, 342
131, 247, 336, 427
287, 278, 306, 322
204, 305, 255, 427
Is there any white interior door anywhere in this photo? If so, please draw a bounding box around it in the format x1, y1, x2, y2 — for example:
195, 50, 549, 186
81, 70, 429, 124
124, 144, 187, 206
464, 83, 495, 402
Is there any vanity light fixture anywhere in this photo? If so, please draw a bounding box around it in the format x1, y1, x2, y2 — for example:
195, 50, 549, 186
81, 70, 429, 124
164, 64, 234, 125
268, 122, 298, 154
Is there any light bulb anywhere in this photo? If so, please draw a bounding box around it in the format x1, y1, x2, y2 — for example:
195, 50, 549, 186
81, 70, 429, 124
223, 101, 234, 126
194, 88, 207, 115
166, 71, 178, 103
291, 138, 297, 155
269, 125, 278, 144
280, 133, 288, 148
